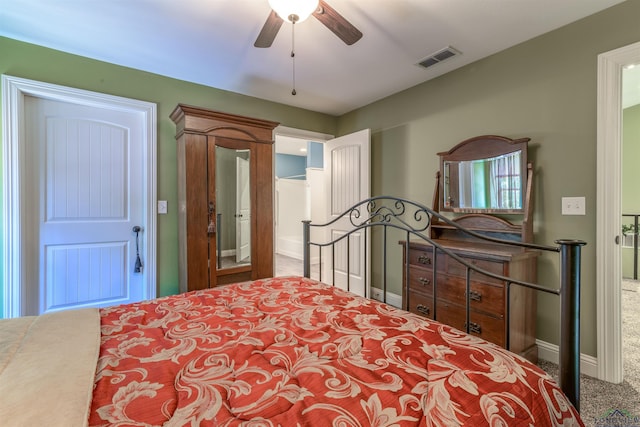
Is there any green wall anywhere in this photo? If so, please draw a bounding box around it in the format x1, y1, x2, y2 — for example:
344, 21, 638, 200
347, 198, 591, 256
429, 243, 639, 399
337, 0, 640, 356
0, 36, 338, 316
622, 105, 640, 278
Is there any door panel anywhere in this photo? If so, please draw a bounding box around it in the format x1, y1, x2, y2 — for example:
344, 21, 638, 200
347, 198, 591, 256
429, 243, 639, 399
46, 243, 127, 310
324, 129, 371, 297
26, 96, 145, 313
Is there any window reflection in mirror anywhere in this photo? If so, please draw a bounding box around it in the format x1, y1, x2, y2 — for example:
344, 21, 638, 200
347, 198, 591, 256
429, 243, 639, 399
215, 146, 251, 270
443, 151, 523, 210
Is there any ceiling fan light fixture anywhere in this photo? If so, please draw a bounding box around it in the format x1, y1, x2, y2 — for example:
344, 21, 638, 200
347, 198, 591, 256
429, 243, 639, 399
268, 0, 319, 23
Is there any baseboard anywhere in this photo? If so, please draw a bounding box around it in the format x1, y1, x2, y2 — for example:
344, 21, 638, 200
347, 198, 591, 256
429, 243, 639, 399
276, 248, 303, 260
370, 287, 402, 308
536, 339, 598, 378
276, 238, 303, 260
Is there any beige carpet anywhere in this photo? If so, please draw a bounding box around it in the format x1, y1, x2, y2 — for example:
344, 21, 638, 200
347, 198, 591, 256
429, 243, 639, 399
539, 280, 640, 424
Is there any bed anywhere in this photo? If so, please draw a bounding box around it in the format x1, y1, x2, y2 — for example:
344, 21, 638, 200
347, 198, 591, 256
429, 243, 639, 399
0, 196, 585, 426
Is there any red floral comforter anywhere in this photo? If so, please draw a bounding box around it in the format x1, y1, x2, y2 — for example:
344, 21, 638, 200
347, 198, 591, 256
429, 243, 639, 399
89, 276, 583, 426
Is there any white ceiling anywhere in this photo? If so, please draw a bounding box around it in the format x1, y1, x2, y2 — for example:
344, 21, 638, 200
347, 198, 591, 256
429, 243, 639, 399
1, 0, 637, 116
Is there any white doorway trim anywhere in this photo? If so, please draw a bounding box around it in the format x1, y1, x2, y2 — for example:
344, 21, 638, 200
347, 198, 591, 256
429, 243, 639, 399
596, 41, 640, 383
274, 125, 334, 143
2, 75, 158, 317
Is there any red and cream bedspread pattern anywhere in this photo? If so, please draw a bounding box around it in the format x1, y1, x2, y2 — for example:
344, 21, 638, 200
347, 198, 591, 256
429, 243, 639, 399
89, 276, 583, 426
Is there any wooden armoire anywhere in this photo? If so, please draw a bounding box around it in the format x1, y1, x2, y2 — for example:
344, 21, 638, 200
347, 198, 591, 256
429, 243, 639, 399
170, 104, 279, 292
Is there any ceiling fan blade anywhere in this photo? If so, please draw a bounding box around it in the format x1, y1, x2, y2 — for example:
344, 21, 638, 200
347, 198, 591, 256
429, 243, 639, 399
313, 0, 362, 45
254, 10, 284, 48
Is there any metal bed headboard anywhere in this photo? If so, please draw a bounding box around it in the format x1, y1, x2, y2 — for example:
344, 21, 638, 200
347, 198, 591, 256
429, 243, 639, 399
302, 195, 585, 411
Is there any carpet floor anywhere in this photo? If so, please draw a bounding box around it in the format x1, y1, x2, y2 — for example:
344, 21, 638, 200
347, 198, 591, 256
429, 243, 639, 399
539, 279, 640, 424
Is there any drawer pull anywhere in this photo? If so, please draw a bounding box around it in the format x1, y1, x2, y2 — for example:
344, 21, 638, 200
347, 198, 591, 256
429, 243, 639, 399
417, 255, 432, 265
418, 277, 431, 286
466, 290, 482, 301
464, 322, 482, 334
416, 304, 431, 316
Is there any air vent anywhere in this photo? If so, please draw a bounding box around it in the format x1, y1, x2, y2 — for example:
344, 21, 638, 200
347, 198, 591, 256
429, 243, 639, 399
417, 46, 460, 69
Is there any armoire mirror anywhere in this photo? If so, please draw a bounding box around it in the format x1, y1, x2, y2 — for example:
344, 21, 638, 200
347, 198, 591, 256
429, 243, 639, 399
215, 145, 252, 270
438, 135, 530, 213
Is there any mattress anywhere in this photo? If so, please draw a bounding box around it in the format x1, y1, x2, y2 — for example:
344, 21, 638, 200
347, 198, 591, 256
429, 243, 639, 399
88, 276, 583, 426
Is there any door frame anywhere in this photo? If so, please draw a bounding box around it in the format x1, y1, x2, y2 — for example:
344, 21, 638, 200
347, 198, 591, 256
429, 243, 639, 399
596, 41, 640, 383
1, 75, 158, 317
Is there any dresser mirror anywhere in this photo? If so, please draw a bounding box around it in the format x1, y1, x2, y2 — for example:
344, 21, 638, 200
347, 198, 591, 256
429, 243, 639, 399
439, 135, 529, 214
215, 145, 252, 270
432, 135, 533, 243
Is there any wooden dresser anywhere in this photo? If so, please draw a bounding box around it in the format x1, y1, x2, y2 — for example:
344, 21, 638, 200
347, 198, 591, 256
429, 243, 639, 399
401, 135, 539, 362
400, 238, 538, 362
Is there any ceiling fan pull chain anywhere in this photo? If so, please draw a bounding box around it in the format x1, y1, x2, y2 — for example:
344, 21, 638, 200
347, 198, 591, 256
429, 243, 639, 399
291, 21, 296, 95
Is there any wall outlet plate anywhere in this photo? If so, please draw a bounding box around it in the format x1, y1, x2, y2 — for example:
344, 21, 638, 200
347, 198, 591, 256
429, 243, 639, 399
561, 196, 585, 215
158, 200, 168, 214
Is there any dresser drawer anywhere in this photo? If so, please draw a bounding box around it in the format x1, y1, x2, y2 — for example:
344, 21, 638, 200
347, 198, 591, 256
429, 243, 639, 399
407, 291, 435, 319
408, 265, 434, 294
445, 256, 506, 284
407, 248, 445, 270
436, 275, 505, 317
436, 300, 505, 347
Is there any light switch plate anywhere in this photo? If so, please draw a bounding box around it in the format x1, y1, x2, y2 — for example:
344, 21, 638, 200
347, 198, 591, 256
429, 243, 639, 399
561, 197, 585, 215
158, 200, 168, 214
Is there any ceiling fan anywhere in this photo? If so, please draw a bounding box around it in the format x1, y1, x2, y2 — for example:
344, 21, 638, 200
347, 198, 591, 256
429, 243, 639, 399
254, 0, 363, 48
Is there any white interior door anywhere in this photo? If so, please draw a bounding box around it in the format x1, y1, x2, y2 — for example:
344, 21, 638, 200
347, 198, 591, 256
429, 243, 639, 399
24, 96, 147, 314
323, 129, 371, 297
236, 155, 251, 262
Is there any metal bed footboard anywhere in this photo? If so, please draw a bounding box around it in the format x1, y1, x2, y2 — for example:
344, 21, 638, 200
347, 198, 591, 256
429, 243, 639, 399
302, 196, 585, 411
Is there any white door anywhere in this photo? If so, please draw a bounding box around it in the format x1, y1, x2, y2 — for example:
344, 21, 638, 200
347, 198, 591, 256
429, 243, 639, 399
323, 129, 371, 297
236, 155, 251, 262
24, 96, 147, 314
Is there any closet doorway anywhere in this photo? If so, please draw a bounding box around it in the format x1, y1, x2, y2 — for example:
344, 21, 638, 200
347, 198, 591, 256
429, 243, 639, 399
274, 131, 329, 277
273, 126, 371, 290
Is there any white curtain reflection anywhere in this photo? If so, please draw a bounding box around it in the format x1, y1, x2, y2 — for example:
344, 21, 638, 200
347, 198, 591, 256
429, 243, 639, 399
489, 151, 520, 209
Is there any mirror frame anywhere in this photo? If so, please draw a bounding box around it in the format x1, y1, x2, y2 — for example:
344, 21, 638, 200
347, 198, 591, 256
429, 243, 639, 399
438, 135, 530, 214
